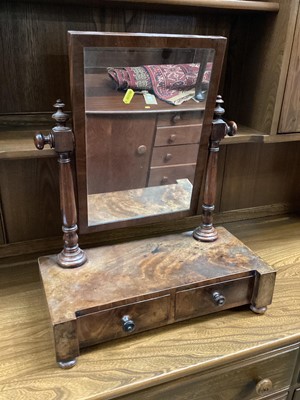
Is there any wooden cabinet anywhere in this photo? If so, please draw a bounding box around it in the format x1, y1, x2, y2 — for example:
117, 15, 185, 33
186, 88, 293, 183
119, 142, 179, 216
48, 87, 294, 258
0, 215, 299, 399
86, 114, 157, 194
1, 0, 300, 257
117, 344, 299, 400
279, 7, 300, 134
292, 389, 300, 400
86, 110, 203, 195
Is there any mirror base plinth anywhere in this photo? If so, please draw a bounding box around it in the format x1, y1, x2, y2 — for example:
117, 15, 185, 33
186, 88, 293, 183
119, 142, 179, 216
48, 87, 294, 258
39, 228, 275, 367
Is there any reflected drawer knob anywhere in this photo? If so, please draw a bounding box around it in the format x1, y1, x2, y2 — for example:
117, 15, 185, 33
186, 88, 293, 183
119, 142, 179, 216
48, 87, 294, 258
121, 315, 136, 333
164, 153, 172, 162
172, 113, 181, 124
212, 291, 226, 306
137, 145, 147, 155
161, 176, 169, 184
256, 378, 273, 395
168, 134, 177, 143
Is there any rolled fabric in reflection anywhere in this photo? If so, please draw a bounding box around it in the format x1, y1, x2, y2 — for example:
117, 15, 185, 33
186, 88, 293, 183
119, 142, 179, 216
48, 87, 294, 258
107, 63, 211, 105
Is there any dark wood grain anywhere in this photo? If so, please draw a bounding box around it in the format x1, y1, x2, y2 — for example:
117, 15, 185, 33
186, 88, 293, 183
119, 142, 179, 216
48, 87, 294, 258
86, 114, 156, 194
38, 226, 275, 363
278, 8, 300, 133
0, 215, 299, 399
0, 1, 232, 114
219, 142, 300, 212
151, 144, 199, 167
0, 158, 61, 243
148, 164, 196, 186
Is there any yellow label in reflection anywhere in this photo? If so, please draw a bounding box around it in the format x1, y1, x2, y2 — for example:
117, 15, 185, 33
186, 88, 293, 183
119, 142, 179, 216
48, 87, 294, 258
123, 89, 135, 104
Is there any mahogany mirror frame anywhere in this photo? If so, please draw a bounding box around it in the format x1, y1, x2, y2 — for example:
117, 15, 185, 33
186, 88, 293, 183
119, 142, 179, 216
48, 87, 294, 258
68, 31, 227, 234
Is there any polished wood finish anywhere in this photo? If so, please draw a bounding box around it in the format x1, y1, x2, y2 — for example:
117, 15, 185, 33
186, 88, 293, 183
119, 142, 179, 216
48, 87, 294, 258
193, 95, 236, 241
34, 101, 87, 268
68, 32, 226, 234
154, 124, 202, 146
151, 144, 199, 167
87, 179, 193, 227
86, 114, 156, 194
0, 215, 299, 398
38, 226, 275, 364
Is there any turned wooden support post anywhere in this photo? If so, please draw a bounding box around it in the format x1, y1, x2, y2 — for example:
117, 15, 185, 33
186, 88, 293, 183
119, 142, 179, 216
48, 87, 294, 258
34, 100, 87, 268
193, 95, 237, 242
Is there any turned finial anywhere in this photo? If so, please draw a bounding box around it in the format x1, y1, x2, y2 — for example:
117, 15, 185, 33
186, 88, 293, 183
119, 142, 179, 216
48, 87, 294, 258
214, 95, 225, 119
52, 99, 69, 128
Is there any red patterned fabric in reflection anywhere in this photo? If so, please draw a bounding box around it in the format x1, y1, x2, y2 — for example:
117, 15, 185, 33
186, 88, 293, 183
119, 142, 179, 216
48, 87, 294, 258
107, 63, 211, 105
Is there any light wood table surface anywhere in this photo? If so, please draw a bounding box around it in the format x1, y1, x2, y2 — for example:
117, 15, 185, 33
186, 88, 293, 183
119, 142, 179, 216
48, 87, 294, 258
0, 215, 299, 400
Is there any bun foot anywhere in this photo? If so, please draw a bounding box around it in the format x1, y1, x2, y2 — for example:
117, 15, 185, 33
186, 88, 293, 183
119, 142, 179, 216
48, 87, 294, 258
58, 358, 77, 369
250, 305, 267, 314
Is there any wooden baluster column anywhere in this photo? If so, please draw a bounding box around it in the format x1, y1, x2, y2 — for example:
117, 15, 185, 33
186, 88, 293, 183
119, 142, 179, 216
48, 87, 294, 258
193, 95, 237, 242
34, 100, 87, 268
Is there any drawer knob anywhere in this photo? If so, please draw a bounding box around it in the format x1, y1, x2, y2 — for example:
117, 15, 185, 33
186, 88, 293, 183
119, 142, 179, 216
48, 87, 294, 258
212, 291, 226, 306
161, 176, 169, 184
256, 378, 273, 396
172, 113, 181, 124
121, 315, 136, 333
137, 145, 147, 155
164, 153, 173, 162
168, 134, 177, 143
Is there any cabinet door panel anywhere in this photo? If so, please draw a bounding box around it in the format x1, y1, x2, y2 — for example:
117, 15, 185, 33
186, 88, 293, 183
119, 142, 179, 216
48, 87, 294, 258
86, 114, 156, 194
279, 10, 300, 133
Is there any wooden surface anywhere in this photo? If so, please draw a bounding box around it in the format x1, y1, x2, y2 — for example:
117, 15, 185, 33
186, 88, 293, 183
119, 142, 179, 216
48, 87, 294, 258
7, 0, 280, 11
88, 179, 193, 226
104, 0, 280, 11
218, 142, 300, 213
39, 227, 273, 336
279, 6, 300, 133
0, 215, 300, 399
3, 124, 300, 163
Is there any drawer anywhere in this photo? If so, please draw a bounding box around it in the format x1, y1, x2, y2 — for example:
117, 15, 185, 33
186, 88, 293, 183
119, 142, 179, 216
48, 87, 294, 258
176, 276, 253, 320
151, 144, 199, 167
154, 124, 202, 146
77, 295, 171, 347
157, 111, 203, 127
118, 344, 299, 400
148, 164, 196, 186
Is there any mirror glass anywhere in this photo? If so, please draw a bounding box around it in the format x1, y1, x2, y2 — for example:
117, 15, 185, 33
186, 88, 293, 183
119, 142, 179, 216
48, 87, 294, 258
83, 47, 215, 227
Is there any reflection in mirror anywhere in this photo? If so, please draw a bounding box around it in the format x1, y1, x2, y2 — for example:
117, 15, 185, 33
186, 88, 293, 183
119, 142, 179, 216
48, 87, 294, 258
83, 47, 215, 227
